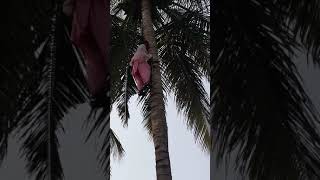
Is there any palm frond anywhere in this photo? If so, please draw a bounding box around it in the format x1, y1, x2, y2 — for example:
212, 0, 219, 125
110, 15, 141, 103
275, 0, 320, 64
110, 129, 125, 160
15, 9, 88, 179
136, 92, 153, 136
157, 6, 210, 79
156, 6, 210, 151
212, 1, 320, 179
84, 106, 110, 178
160, 46, 210, 151
110, 14, 141, 126
115, 67, 137, 126
0, 0, 53, 169
172, 0, 209, 13
84, 98, 125, 178
0, 68, 20, 165
0, 116, 8, 166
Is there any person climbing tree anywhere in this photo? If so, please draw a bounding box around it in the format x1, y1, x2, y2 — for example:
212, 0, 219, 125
130, 41, 152, 96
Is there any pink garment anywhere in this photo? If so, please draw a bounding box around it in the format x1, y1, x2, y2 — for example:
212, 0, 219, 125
130, 44, 152, 91
64, 0, 110, 96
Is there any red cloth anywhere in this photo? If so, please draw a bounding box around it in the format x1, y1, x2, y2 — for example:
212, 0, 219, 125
130, 44, 151, 91
69, 0, 110, 96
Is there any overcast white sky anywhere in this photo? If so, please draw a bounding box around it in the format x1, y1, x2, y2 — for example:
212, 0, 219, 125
110, 81, 210, 180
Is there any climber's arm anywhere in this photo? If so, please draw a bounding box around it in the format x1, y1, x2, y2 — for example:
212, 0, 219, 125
146, 53, 152, 61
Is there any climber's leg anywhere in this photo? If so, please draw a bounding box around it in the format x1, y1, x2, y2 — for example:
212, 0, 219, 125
132, 70, 144, 92
140, 62, 151, 86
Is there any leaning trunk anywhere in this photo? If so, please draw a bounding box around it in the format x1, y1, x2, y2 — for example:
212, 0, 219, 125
141, 0, 172, 179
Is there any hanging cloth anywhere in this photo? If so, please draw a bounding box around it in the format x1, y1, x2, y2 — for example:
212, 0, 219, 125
63, 0, 110, 97
130, 44, 152, 92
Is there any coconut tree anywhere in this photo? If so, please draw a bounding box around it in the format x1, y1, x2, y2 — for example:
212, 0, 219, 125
0, 1, 122, 180
111, 0, 210, 179
212, 0, 320, 179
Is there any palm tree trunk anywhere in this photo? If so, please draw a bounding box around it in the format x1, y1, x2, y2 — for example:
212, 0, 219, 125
141, 0, 172, 179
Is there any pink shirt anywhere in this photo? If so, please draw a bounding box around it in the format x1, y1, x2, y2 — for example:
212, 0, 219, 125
130, 44, 152, 74
64, 0, 110, 96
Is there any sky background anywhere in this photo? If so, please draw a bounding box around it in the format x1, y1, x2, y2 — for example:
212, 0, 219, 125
110, 80, 210, 180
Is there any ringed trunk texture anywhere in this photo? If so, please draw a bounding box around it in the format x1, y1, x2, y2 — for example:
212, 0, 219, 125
141, 0, 172, 180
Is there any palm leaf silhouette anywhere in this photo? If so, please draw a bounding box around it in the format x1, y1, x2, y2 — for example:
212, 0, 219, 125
212, 1, 320, 179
